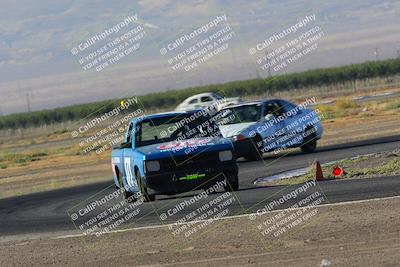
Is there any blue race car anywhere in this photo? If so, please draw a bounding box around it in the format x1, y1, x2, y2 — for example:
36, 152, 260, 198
213, 99, 323, 160
111, 110, 238, 202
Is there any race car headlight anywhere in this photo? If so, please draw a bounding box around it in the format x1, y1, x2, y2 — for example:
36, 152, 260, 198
231, 134, 246, 142
219, 150, 233, 161
145, 160, 160, 172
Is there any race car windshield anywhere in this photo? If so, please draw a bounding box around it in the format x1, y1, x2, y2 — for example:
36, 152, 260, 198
135, 114, 222, 147
215, 104, 261, 125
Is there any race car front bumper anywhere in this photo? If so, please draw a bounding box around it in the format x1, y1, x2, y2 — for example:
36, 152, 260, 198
145, 161, 238, 195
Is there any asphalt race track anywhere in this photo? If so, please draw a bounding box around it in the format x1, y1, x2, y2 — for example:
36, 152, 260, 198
1, 136, 399, 239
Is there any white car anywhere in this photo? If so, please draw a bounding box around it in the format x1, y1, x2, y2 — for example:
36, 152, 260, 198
175, 92, 241, 112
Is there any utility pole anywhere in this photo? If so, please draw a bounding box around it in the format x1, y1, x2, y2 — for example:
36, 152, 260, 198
255, 67, 261, 79
17, 80, 30, 112
26, 92, 31, 112
397, 50, 400, 59
374, 46, 379, 61
17, 79, 32, 113
265, 50, 271, 78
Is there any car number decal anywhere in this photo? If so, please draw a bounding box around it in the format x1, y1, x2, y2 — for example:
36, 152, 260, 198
124, 157, 137, 188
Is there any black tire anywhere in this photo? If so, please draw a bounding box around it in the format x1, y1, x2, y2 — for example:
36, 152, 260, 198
244, 135, 263, 161
117, 169, 135, 203
224, 175, 239, 192
136, 171, 155, 202
301, 127, 317, 153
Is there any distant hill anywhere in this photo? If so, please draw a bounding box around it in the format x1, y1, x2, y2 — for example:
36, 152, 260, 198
0, 0, 400, 115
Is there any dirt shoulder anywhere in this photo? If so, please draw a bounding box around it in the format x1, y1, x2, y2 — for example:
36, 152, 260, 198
1, 197, 399, 266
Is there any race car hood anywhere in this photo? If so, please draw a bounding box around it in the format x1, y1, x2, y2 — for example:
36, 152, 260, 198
135, 137, 232, 160
219, 122, 256, 138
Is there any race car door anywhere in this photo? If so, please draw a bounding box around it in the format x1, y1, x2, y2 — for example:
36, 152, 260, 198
277, 99, 304, 147
122, 122, 138, 191
261, 100, 288, 152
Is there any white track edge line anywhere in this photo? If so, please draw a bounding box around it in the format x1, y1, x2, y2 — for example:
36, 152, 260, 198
54, 194, 400, 239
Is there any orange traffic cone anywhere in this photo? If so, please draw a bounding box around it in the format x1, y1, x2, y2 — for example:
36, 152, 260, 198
316, 161, 324, 181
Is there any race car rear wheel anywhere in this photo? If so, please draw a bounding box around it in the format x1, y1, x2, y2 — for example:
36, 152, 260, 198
136, 171, 155, 202
244, 135, 263, 161
301, 127, 317, 153
224, 175, 239, 192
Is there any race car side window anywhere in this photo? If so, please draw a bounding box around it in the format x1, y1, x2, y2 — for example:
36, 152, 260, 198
263, 103, 275, 117
188, 98, 198, 104
264, 101, 284, 117
126, 122, 133, 144
278, 100, 298, 113
201, 96, 213, 102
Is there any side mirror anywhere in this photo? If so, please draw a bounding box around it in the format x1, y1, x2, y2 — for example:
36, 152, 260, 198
120, 142, 132, 148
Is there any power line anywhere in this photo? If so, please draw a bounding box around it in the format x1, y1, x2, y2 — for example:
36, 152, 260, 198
26, 92, 31, 112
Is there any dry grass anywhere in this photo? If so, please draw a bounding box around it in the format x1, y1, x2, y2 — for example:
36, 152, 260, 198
1, 86, 400, 198
265, 149, 400, 186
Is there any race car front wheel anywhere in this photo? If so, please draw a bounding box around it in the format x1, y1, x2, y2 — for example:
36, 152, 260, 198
117, 169, 135, 203
244, 135, 263, 161
224, 175, 239, 192
301, 127, 317, 153
136, 172, 155, 202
